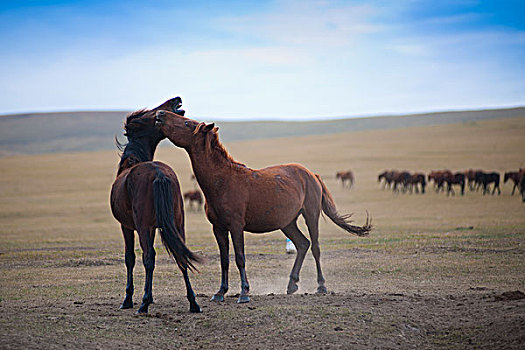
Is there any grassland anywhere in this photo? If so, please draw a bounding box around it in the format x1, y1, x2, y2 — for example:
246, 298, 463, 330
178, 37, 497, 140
0, 115, 524, 349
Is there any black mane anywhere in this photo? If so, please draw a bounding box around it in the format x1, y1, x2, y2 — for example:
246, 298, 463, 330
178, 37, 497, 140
117, 109, 162, 170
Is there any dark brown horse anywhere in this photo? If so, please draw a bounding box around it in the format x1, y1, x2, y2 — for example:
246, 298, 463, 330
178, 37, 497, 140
428, 170, 451, 193
475, 171, 501, 195
110, 98, 202, 314
392, 171, 411, 193
378, 170, 394, 190
155, 110, 371, 303
407, 173, 426, 194
336, 170, 354, 188
184, 190, 203, 210
519, 169, 525, 202
504, 171, 521, 195
464, 169, 483, 191
443, 172, 465, 196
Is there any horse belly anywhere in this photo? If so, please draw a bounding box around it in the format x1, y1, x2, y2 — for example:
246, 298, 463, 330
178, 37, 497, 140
244, 200, 302, 233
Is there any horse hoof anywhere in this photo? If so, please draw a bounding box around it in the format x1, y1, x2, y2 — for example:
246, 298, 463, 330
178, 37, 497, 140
119, 302, 133, 310
237, 295, 250, 304
136, 304, 149, 314
287, 283, 298, 295
190, 304, 203, 313
316, 286, 328, 294
210, 294, 225, 302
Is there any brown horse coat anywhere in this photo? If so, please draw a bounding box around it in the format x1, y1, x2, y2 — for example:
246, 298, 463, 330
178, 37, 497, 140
336, 170, 354, 188
183, 190, 203, 210
155, 110, 371, 303
110, 98, 201, 314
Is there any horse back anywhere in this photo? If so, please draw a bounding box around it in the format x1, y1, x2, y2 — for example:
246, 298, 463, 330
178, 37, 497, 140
111, 161, 184, 232
243, 164, 321, 231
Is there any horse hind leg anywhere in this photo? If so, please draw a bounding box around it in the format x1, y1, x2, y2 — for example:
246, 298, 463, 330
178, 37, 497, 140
120, 226, 135, 309
281, 220, 310, 295
304, 211, 327, 294
494, 182, 501, 195
181, 266, 202, 313
137, 227, 156, 314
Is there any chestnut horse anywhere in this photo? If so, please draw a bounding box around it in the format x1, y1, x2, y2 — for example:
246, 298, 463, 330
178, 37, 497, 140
155, 110, 371, 303
336, 170, 354, 188
110, 98, 202, 313
184, 190, 203, 210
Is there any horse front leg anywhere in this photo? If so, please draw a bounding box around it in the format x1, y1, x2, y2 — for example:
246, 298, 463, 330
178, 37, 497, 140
211, 226, 230, 302
137, 228, 155, 314
120, 226, 135, 309
230, 225, 250, 303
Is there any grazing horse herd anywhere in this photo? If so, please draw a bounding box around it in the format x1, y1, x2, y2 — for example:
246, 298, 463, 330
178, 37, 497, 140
378, 169, 525, 200
378, 170, 427, 194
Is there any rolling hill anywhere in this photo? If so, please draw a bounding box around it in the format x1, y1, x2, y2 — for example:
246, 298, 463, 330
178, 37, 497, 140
0, 107, 524, 156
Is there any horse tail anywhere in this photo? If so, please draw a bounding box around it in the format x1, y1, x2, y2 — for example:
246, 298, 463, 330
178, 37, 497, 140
152, 168, 201, 271
315, 174, 371, 236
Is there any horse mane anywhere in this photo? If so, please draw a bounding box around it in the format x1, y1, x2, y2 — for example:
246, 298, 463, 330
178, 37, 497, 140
124, 109, 151, 137
195, 123, 247, 170
116, 109, 155, 172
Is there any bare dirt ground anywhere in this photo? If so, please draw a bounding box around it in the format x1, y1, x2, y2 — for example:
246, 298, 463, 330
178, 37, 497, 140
1, 116, 524, 349
1, 272, 524, 350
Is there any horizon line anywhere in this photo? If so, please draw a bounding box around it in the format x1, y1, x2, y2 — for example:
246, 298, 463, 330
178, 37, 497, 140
1, 104, 524, 122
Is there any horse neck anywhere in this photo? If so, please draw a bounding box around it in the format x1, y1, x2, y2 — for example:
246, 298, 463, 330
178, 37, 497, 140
186, 144, 237, 194
118, 137, 159, 174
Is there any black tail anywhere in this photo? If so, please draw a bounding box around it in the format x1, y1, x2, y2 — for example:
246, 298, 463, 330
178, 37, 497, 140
315, 174, 372, 236
153, 169, 201, 271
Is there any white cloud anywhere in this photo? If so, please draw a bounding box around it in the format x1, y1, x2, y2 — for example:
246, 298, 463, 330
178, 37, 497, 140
220, 0, 383, 47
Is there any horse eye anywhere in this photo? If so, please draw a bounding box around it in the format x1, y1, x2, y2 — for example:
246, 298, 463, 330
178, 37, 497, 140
184, 121, 190, 127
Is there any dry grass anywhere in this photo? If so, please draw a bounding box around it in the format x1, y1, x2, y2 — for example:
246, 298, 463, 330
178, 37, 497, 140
0, 115, 524, 348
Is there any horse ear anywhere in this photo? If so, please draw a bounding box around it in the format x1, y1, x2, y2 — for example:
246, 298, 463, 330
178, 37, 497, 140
203, 123, 215, 132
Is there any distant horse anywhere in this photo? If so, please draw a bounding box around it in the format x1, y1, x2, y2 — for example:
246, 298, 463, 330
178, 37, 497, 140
504, 171, 521, 195
475, 171, 501, 195
407, 173, 426, 194
155, 110, 371, 303
336, 170, 354, 188
464, 169, 483, 191
428, 170, 451, 193
444, 172, 465, 196
392, 171, 411, 193
110, 98, 202, 314
184, 190, 203, 210
519, 168, 525, 202
378, 170, 394, 190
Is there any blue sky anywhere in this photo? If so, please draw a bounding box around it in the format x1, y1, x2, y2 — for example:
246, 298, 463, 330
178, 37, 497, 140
0, 0, 524, 120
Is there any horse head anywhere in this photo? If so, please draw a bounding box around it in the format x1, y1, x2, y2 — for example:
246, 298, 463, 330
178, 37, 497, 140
117, 97, 186, 174
155, 110, 217, 149
124, 97, 185, 141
